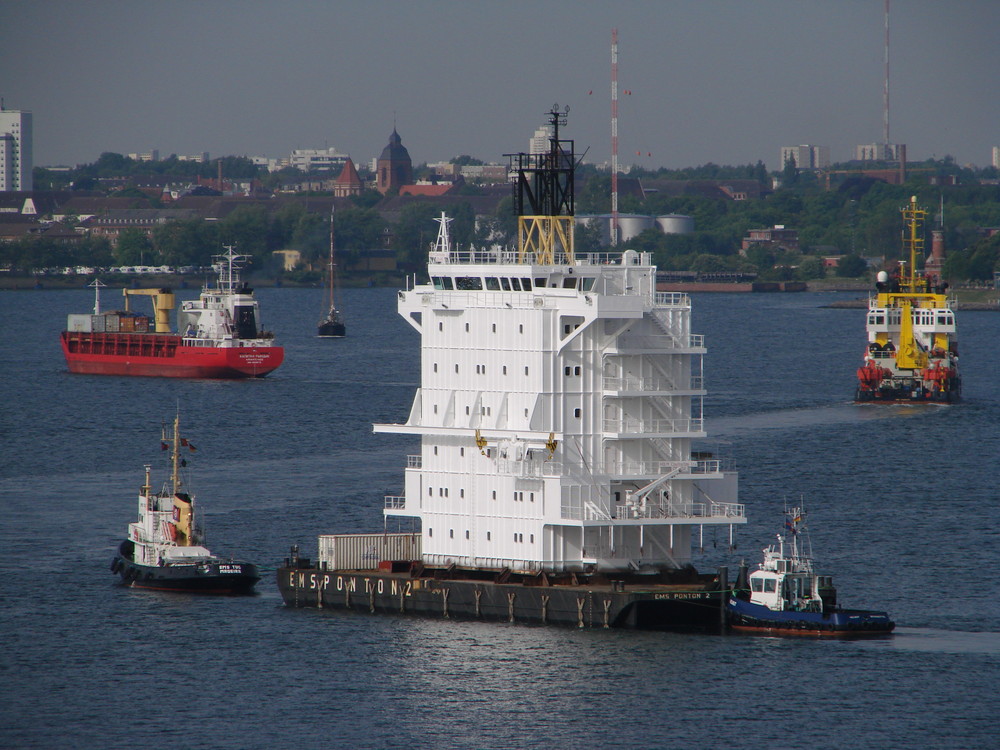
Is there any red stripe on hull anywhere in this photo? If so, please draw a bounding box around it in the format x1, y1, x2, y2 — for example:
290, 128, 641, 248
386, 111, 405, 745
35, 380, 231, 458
61, 332, 283, 379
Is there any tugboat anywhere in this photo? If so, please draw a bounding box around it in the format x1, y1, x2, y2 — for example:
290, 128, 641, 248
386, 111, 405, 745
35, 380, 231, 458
110, 413, 259, 594
317, 206, 346, 337
727, 508, 894, 636
278, 107, 744, 632
61, 247, 283, 378
855, 196, 959, 403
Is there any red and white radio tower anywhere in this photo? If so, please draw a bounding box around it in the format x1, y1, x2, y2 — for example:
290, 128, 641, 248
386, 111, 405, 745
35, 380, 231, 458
883, 0, 890, 147
611, 28, 619, 246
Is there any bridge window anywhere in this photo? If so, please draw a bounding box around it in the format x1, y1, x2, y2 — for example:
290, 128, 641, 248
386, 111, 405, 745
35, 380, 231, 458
456, 277, 482, 290
485, 277, 501, 291
500, 278, 511, 291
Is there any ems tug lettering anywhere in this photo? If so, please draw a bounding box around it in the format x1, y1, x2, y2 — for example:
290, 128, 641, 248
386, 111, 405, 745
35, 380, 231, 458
855, 196, 960, 403
278, 107, 744, 631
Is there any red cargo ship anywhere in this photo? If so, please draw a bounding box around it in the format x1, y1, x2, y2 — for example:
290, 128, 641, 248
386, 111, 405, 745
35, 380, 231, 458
61, 248, 283, 379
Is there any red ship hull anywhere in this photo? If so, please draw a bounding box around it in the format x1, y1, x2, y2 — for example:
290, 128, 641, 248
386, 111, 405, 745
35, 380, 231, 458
60, 331, 283, 379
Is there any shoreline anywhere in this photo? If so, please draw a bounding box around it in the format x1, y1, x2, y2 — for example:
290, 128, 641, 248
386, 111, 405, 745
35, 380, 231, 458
4, 275, 998, 309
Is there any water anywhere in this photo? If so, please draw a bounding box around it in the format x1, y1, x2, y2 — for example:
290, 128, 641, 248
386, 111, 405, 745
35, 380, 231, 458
1, 286, 997, 749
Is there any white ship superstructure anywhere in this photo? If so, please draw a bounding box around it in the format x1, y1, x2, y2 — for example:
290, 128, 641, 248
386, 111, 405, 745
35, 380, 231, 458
375, 110, 743, 574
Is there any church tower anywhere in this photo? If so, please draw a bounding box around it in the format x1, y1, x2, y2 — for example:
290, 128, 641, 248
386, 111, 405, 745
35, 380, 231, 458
376, 128, 412, 194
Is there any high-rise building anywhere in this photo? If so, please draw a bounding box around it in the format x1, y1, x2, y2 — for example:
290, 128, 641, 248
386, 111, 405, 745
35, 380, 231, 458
529, 124, 553, 155
779, 144, 830, 171
0, 105, 33, 192
855, 143, 902, 161
992, 146, 1000, 170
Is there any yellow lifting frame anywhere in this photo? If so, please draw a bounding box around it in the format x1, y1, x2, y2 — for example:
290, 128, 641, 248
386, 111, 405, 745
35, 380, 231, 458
518, 216, 575, 265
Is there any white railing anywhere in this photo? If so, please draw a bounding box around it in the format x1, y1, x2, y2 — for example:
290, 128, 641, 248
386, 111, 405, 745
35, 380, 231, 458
653, 292, 690, 308
604, 459, 721, 477
384, 496, 406, 509
415, 291, 552, 309
603, 417, 704, 435
496, 460, 563, 478
603, 375, 704, 392
571, 498, 744, 523
614, 500, 745, 521
428, 250, 653, 267
614, 334, 704, 351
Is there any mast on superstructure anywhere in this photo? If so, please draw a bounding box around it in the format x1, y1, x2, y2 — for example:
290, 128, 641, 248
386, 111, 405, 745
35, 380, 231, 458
169, 413, 183, 496
898, 195, 928, 294
506, 105, 575, 265
89, 278, 107, 315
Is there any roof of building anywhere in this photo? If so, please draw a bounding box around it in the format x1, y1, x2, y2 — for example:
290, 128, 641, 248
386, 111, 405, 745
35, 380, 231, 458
400, 184, 452, 197
378, 129, 411, 163
335, 158, 362, 187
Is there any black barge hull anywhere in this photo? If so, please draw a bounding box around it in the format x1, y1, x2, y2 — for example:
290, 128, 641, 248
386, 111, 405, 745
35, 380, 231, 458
112, 556, 259, 595
277, 564, 729, 632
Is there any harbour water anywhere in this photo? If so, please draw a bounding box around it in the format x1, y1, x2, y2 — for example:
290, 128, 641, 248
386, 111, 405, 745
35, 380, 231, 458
1, 285, 997, 748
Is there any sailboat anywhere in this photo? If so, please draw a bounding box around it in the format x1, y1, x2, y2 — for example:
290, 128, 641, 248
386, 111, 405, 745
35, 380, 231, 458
318, 205, 346, 337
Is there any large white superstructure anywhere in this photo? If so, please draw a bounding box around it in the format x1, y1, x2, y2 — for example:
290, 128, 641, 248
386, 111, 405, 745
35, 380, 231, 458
376, 214, 743, 574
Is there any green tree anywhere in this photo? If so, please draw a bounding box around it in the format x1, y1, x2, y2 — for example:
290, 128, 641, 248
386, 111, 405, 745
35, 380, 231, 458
836, 254, 868, 278
795, 257, 826, 280
392, 203, 441, 266
574, 218, 606, 254
217, 205, 269, 264
153, 219, 215, 267
115, 228, 154, 265
335, 207, 387, 266
290, 211, 329, 263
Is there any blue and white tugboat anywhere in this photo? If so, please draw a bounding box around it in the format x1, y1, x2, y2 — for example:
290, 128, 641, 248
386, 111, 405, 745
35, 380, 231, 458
727, 508, 894, 636
110, 413, 259, 594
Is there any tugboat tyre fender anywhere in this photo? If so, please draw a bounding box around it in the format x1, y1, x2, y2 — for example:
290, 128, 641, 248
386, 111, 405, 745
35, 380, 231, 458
110, 559, 119, 573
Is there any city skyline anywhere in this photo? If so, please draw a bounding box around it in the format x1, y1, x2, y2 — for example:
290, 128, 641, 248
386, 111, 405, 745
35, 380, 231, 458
3, 1, 999, 172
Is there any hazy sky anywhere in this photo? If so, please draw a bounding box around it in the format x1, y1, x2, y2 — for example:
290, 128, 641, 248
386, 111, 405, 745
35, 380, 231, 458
4, 0, 998, 171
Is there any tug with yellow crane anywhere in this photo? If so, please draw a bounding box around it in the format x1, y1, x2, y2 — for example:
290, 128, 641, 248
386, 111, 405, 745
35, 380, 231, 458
855, 196, 960, 403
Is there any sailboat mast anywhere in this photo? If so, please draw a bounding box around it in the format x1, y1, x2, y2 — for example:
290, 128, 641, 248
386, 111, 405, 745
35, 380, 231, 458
327, 205, 336, 309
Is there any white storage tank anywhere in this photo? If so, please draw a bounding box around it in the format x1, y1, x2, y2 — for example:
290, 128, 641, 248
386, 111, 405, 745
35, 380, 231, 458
574, 215, 612, 246
656, 214, 695, 234
616, 214, 655, 242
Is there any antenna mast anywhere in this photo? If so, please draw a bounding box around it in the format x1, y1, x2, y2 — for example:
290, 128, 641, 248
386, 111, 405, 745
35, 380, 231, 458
883, 0, 890, 147
611, 28, 619, 247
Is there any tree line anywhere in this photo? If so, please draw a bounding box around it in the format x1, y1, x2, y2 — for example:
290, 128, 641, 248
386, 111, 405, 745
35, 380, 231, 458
14, 154, 1000, 282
